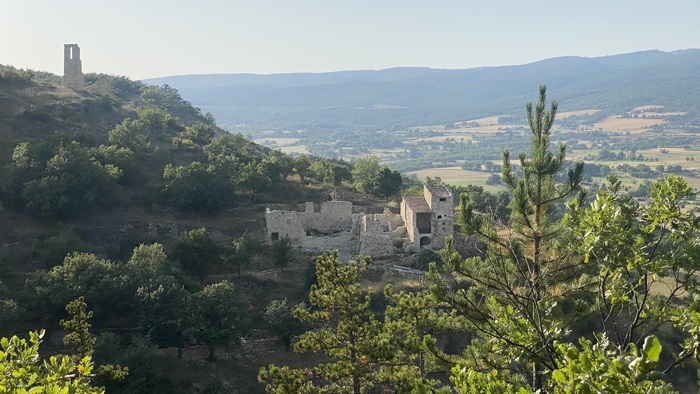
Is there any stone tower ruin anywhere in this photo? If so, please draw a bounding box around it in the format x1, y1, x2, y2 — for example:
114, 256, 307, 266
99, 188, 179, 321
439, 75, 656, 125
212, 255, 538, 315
63, 44, 84, 90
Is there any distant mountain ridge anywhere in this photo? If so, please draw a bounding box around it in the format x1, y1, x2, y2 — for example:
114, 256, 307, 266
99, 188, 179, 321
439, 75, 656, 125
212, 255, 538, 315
144, 49, 700, 131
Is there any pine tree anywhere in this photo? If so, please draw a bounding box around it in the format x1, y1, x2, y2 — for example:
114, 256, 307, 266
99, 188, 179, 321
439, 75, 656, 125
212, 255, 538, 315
428, 85, 586, 390
259, 251, 393, 394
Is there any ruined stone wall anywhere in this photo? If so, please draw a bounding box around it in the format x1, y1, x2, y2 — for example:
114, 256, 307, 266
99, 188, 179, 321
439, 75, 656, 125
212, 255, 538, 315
359, 232, 395, 257
306, 201, 353, 233
362, 214, 388, 233
266, 200, 416, 258
302, 222, 359, 253
265, 209, 307, 243
89, 76, 111, 95
431, 217, 453, 250
63, 44, 84, 90
401, 200, 418, 244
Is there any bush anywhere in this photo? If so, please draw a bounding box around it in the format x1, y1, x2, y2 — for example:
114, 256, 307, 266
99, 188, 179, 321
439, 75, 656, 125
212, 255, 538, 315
36, 227, 88, 269
417, 248, 442, 270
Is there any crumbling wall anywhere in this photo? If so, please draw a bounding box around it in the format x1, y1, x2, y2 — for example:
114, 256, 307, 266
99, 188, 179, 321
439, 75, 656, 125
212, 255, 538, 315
359, 232, 395, 257
266, 200, 415, 258
89, 75, 111, 95
431, 217, 453, 250
305, 201, 353, 233
400, 200, 418, 244
303, 219, 360, 253
265, 209, 306, 243
357, 213, 405, 258
63, 44, 84, 90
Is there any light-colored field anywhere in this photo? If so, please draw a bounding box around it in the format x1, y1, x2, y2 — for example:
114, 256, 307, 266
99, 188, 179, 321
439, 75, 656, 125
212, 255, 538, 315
253, 137, 308, 154
277, 145, 309, 154
453, 127, 511, 133
638, 147, 700, 168
406, 167, 504, 191
464, 116, 502, 127
593, 116, 666, 132
558, 109, 600, 118
253, 137, 302, 146
410, 133, 476, 143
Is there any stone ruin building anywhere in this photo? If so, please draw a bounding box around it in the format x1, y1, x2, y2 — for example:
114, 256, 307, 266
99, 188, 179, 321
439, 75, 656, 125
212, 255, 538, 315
400, 186, 454, 250
265, 185, 454, 258
63, 44, 84, 90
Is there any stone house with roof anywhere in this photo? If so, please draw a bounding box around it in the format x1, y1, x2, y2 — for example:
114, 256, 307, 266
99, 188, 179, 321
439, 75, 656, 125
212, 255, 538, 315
400, 186, 454, 250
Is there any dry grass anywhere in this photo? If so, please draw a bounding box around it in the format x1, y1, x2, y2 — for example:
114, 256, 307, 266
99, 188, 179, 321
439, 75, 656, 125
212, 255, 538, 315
253, 137, 302, 146
277, 145, 309, 154
593, 116, 666, 132
411, 133, 476, 143
251, 138, 309, 154
465, 116, 502, 126
407, 166, 504, 191
558, 109, 600, 118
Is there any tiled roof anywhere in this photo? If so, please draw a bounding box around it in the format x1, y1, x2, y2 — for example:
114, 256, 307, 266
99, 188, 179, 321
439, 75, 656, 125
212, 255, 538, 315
427, 186, 452, 198
403, 197, 431, 213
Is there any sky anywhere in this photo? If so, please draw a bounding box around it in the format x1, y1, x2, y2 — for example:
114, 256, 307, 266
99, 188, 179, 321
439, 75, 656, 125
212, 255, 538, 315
1, 0, 699, 81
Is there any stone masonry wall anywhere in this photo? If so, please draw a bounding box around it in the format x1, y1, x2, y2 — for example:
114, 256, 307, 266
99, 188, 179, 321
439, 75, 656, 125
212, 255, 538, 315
63, 44, 84, 90
265, 209, 306, 243
265, 202, 409, 258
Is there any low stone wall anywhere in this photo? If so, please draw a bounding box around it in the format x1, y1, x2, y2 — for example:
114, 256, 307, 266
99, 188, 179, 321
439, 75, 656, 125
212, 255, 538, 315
359, 232, 395, 257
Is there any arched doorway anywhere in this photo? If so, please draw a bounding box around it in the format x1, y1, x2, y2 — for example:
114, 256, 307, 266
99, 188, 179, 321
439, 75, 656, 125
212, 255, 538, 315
419, 236, 432, 248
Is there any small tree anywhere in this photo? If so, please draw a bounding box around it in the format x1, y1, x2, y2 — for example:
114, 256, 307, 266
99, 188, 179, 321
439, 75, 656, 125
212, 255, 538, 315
271, 236, 295, 273
228, 233, 258, 276
352, 155, 382, 194
259, 251, 393, 394
351, 156, 402, 197
484, 173, 501, 185
190, 281, 250, 361
108, 118, 150, 152
60, 297, 128, 383
137, 276, 193, 359
263, 298, 306, 352
171, 228, 223, 281
162, 161, 236, 213
60, 297, 96, 358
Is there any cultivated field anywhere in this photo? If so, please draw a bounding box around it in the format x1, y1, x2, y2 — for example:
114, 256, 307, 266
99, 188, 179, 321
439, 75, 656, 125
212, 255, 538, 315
558, 109, 600, 118
407, 167, 504, 191
593, 116, 666, 132
253, 137, 308, 154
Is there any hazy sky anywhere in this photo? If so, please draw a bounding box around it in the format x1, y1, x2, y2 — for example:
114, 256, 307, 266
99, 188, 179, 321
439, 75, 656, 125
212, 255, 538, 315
2, 0, 699, 80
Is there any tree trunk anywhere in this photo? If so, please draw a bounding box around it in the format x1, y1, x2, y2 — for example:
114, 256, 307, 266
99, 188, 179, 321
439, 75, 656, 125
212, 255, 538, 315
208, 345, 215, 361
283, 335, 291, 352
